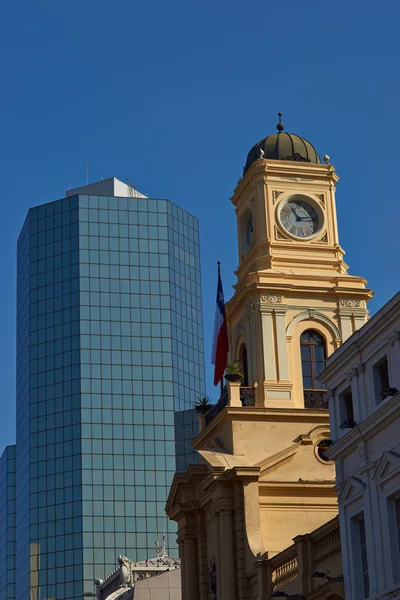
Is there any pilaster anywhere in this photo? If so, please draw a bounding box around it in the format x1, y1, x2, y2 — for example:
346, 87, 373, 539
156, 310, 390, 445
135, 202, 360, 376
216, 498, 237, 600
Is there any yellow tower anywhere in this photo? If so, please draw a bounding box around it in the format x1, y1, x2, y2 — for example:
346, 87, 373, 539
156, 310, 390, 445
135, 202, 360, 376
166, 117, 373, 600
228, 114, 372, 409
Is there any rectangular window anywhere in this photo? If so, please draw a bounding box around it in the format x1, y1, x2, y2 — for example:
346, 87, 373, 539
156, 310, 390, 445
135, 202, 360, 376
359, 516, 370, 598
373, 355, 390, 404
339, 387, 355, 428
396, 498, 400, 556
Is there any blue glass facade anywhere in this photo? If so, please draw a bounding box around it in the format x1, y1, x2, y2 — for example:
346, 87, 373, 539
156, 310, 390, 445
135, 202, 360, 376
0, 446, 16, 600
12, 192, 204, 600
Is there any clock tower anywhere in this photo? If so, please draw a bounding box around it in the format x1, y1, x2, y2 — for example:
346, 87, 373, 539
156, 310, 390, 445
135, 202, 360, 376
228, 114, 373, 408
166, 117, 374, 600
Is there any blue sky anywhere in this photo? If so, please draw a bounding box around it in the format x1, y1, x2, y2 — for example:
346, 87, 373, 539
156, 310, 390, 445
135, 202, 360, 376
0, 0, 399, 447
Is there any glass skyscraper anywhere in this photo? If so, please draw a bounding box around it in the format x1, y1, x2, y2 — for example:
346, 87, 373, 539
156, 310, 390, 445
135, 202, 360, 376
0, 446, 16, 600
1, 178, 205, 600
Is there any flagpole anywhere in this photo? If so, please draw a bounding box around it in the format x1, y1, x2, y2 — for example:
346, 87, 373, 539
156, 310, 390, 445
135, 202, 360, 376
217, 261, 224, 398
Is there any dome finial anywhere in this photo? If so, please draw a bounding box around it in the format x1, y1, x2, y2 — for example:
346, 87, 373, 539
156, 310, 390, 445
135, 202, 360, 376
277, 112, 284, 133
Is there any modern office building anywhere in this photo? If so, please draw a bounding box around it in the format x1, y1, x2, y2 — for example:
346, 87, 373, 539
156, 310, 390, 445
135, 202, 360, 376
0, 446, 16, 600
1, 178, 205, 600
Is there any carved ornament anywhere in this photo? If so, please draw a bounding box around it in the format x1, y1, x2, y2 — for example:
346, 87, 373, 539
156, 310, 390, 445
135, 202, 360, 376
276, 229, 288, 240
273, 190, 284, 201
207, 437, 224, 449
346, 363, 365, 381
118, 555, 132, 588
388, 331, 400, 346
339, 299, 361, 308
245, 299, 253, 312
320, 232, 328, 243
317, 194, 325, 204
261, 294, 283, 304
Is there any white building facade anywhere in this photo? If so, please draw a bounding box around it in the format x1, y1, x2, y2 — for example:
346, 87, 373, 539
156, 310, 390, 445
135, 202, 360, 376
320, 292, 400, 600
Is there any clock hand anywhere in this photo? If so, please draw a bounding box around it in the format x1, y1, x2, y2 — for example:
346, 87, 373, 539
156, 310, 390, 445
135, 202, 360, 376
291, 207, 301, 221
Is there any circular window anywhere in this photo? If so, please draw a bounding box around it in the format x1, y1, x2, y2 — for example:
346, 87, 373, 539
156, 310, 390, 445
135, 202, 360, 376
315, 439, 333, 462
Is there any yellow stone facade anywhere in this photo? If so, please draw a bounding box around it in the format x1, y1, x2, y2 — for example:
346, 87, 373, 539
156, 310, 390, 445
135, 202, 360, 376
166, 142, 373, 600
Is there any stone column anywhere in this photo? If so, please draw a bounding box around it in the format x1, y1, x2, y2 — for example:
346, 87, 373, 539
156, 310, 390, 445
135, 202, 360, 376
293, 533, 313, 594
233, 489, 250, 599
227, 381, 241, 407
218, 504, 237, 599
178, 539, 186, 600
274, 307, 289, 381
184, 537, 198, 600
261, 308, 275, 381
197, 515, 208, 600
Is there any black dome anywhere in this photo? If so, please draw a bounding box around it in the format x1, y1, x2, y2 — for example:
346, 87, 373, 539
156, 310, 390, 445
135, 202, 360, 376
244, 116, 320, 174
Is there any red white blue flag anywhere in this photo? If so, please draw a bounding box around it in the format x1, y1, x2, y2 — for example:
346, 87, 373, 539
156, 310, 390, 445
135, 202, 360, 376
211, 268, 229, 386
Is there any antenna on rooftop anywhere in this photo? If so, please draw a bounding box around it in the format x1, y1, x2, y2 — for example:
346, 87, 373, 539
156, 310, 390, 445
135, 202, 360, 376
101, 173, 104, 181
68, 182, 71, 190
126, 178, 137, 198
161, 519, 166, 556
154, 520, 160, 557
86, 162, 89, 185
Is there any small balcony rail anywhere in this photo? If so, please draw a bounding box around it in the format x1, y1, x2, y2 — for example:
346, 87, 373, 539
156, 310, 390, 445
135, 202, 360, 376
205, 390, 229, 425
240, 386, 256, 406
205, 385, 256, 425
303, 389, 328, 409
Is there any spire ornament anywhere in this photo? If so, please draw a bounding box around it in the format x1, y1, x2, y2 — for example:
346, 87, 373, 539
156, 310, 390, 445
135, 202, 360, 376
277, 112, 284, 132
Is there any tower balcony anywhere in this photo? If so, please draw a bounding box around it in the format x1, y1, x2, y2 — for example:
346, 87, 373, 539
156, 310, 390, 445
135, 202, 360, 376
204, 385, 256, 426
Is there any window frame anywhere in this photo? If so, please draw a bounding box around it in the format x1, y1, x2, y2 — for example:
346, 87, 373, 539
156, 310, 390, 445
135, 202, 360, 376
339, 385, 356, 428
300, 329, 326, 390
350, 512, 370, 599
373, 354, 390, 404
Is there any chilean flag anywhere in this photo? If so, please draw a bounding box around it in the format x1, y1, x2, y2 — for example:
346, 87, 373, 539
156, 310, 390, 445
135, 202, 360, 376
211, 269, 229, 386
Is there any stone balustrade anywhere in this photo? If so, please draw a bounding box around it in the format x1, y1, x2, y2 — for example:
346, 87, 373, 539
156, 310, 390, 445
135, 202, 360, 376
264, 516, 343, 598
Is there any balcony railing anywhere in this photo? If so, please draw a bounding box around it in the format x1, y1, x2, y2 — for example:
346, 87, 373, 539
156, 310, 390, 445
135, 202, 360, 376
268, 516, 342, 595
240, 386, 256, 406
205, 386, 256, 425
303, 389, 328, 409
205, 390, 229, 425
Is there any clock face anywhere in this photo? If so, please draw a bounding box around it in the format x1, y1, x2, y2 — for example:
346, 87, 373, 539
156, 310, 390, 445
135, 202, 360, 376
241, 210, 254, 253
279, 199, 320, 239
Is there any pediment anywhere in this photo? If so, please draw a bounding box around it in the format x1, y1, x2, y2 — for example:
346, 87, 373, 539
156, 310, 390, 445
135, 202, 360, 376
165, 464, 208, 513
373, 451, 400, 484
198, 449, 249, 471
338, 476, 365, 506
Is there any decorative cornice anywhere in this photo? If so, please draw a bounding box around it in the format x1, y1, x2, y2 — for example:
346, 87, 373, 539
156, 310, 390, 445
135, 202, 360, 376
327, 391, 400, 461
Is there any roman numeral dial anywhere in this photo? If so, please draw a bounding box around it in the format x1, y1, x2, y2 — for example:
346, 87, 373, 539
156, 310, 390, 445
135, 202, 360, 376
279, 197, 321, 239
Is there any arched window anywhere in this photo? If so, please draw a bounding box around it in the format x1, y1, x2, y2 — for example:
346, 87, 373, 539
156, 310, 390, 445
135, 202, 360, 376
300, 330, 326, 390
239, 344, 249, 386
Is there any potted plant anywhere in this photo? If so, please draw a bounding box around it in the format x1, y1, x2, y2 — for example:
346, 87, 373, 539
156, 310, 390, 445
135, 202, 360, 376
193, 395, 213, 415
224, 362, 243, 382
